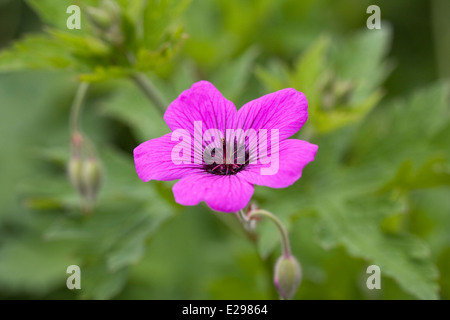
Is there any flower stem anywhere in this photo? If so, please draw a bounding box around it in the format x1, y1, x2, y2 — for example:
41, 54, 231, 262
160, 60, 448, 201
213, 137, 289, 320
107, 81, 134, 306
132, 72, 167, 115
70, 82, 90, 134
248, 209, 291, 257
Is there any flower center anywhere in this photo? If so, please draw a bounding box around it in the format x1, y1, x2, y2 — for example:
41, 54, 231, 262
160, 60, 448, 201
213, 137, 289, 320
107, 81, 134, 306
203, 138, 249, 175
204, 162, 247, 175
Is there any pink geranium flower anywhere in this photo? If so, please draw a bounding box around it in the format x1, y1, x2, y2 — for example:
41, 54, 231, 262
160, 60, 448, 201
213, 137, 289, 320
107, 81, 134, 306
133, 81, 318, 212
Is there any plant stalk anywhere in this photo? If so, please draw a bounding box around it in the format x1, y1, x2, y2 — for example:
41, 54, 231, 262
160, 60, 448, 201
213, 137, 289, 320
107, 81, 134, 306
248, 209, 292, 257
132, 72, 167, 114
70, 82, 90, 134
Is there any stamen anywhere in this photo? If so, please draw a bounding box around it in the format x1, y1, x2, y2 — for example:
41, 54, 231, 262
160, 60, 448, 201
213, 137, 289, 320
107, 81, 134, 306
204, 138, 249, 176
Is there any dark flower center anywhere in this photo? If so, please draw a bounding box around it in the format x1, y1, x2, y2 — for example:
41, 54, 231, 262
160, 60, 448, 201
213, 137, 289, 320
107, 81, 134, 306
204, 162, 247, 175
203, 138, 250, 175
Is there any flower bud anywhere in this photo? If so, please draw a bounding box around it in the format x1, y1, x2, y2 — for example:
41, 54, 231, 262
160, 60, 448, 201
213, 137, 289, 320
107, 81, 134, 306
102, 0, 121, 17
85, 0, 124, 46
274, 254, 302, 300
334, 80, 353, 105
82, 157, 102, 203
86, 7, 112, 30
68, 132, 103, 213
68, 156, 85, 196
104, 23, 124, 46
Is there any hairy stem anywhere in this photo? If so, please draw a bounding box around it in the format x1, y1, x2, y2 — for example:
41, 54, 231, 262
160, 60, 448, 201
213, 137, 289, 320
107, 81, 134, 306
248, 209, 291, 257
132, 72, 167, 114
70, 82, 90, 134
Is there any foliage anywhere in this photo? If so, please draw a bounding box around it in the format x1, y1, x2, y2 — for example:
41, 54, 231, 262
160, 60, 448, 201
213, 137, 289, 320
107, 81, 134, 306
0, 0, 189, 81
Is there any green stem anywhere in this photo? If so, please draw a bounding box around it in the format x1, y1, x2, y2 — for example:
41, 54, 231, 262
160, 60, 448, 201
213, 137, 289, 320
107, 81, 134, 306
132, 72, 167, 114
70, 82, 90, 134
234, 210, 258, 243
248, 209, 291, 257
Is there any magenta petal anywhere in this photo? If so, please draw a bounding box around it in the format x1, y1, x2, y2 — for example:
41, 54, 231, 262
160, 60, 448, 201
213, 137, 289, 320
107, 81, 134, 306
164, 81, 237, 135
238, 139, 318, 188
236, 89, 308, 141
134, 133, 200, 182
173, 173, 254, 212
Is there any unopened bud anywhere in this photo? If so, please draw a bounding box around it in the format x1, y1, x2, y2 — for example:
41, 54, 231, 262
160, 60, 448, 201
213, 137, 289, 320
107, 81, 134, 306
334, 80, 353, 104
86, 7, 112, 29
68, 156, 85, 196
102, 0, 121, 17
82, 157, 102, 203
85, 0, 123, 46
104, 23, 124, 46
274, 255, 302, 300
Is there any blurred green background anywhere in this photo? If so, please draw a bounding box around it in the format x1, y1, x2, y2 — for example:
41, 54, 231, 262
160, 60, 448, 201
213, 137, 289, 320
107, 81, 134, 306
0, 0, 449, 300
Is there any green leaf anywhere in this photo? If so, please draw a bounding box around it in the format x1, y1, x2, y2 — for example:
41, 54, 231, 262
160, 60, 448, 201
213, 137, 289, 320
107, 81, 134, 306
256, 28, 392, 134
79, 262, 128, 299
49, 29, 111, 57
135, 26, 185, 72
331, 27, 393, 101
314, 90, 382, 133
141, 0, 190, 50
100, 81, 168, 140
0, 34, 78, 71
409, 188, 450, 256
290, 35, 330, 105
351, 82, 450, 167
0, 238, 80, 295
211, 47, 259, 101
9, 0, 188, 78
79, 66, 130, 82
26, 0, 81, 30
317, 196, 439, 300
26, 0, 101, 31
379, 157, 450, 193
255, 61, 289, 92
